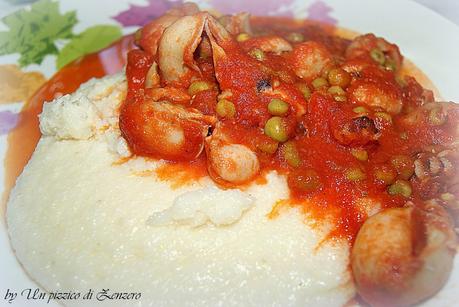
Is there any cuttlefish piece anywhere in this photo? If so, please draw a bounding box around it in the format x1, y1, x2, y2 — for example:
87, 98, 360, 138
219, 12, 253, 35
158, 13, 207, 83
290, 41, 334, 80
139, 3, 200, 57
145, 61, 160, 88
206, 15, 232, 49
205, 123, 260, 184
121, 12, 234, 161
120, 100, 216, 161
158, 13, 232, 84
253, 36, 293, 54
352, 203, 457, 306
346, 33, 403, 72
205, 15, 233, 80
166, 2, 200, 16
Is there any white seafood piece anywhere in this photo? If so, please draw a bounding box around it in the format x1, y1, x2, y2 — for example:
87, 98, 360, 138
403, 101, 457, 129
219, 12, 253, 35
254, 36, 293, 54
158, 13, 207, 83
120, 100, 216, 161
206, 124, 260, 184
348, 80, 403, 114
139, 3, 200, 57
148, 87, 190, 103
145, 61, 160, 88
123, 13, 234, 161
352, 203, 457, 306
166, 2, 200, 16
346, 33, 403, 71
158, 13, 231, 84
290, 41, 334, 80
205, 16, 234, 83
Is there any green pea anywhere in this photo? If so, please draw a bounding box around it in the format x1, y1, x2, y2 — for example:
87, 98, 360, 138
388, 180, 412, 197
390, 155, 414, 180
428, 107, 447, 126
257, 141, 279, 155
236, 32, 250, 42
334, 95, 347, 102
370, 48, 385, 65
345, 168, 366, 181
268, 99, 289, 116
289, 169, 322, 192
374, 166, 397, 185
396, 76, 407, 87
384, 58, 397, 71
441, 193, 455, 202
216, 99, 236, 118
296, 83, 311, 99
249, 48, 265, 61
264, 117, 289, 142
353, 106, 369, 115
286, 32, 304, 43
188, 81, 212, 96
312, 77, 328, 89
351, 149, 368, 161
328, 85, 346, 96
282, 141, 301, 168
375, 112, 393, 123
327, 68, 351, 88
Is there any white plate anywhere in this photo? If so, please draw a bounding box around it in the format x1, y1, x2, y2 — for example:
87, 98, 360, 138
1, 0, 458, 305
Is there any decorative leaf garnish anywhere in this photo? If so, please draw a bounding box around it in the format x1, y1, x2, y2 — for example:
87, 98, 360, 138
56, 25, 122, 69
0, 0, 78, 67
112, 0, 182, 27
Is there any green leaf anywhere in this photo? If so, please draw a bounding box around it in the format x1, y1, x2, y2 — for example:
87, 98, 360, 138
0, 0, 77, 66
56, 25, 122, 69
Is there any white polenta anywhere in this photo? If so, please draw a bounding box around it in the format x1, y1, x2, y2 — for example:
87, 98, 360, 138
7, 73, 354, 306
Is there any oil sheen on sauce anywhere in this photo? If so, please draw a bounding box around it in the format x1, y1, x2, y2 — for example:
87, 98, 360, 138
2, 19, 438, 239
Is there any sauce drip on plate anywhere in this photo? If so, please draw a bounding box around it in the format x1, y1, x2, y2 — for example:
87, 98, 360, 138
2, 36, 134, 214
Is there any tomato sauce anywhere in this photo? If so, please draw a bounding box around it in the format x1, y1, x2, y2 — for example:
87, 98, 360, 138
3, 16, 457, 246
120, 15, 458, 243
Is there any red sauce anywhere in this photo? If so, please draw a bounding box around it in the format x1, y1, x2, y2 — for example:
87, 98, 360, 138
3, 17, 457, 247
120, 15, 459, 243
155, 155, 209, 189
